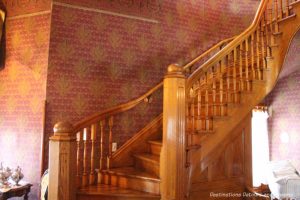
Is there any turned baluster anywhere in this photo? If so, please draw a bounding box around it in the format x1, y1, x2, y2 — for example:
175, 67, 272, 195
225, 55, 231, 103
269, 4, 277, 46
107, 116, 114, 169
219, 77, 225, 116
256, 29, 262, 80
245, 37, 250, 90
274, 0, 279, 32
239, 43, 244, 91
233, 48, 238, 103
212, 81, 217, 116
285, 0, 290, 16
76, 131, 83, 188
89, 124, 97, 185
82, 128, 90, 187
251, 33, 255, 80
197, 89, 202, 130
264, 10, 272, 58
279, 0, 283, 19
260, 21, 267, 69
98, 120, 105, 183
191, 96, 195, 132
205, 88, 209, 131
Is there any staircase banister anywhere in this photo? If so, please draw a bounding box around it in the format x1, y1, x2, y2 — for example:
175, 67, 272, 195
73, 35, 238, 133
183, 35, 237, 71
187, 0, 268, 88
73, 81, 163, 132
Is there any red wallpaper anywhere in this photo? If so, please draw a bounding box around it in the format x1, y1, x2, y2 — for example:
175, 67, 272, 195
265, 31, 300, 170
0, 9, 51, 200
45, 0, 260, 168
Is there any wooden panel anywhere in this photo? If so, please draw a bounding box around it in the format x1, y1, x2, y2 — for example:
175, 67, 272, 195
189, 113, 251, 200
189, 178, 245, 200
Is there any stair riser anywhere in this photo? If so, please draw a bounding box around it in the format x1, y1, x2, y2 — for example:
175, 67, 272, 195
135, 159, 160, 177
149, 143, 161, 156
103, 173, 160, 194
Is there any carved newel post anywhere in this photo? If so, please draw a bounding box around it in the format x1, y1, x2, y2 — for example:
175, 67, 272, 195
160, 64, 187, 200
48, 121, 77, 200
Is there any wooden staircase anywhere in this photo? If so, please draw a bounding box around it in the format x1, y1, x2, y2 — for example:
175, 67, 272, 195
48, 0, 300, 200
77, 138, 162, 200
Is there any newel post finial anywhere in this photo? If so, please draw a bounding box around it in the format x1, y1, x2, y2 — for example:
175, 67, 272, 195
161, 63, 187, 200
166, 63, 185, 78
53, 121, 74, 138
48, 121, 76, 200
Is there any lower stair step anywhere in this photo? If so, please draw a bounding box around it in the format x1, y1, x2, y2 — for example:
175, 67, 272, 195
102, 167, 160, 194
77, 184, 160, 200
133, 153, 160, 177
148, 140, 162, 156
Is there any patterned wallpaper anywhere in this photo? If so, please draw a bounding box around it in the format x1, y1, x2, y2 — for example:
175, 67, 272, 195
2, 0, 51, 16
44, 0, 260, 168
0, 1, 51, 199
265, 31, 300, 171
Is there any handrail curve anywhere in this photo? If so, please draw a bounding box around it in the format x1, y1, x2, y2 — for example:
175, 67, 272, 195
72, 36, 235, 133
187, 0, 268, 88
73, 81, 163, 132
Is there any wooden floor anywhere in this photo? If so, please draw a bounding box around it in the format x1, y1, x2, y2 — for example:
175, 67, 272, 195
77, 184, 161, 200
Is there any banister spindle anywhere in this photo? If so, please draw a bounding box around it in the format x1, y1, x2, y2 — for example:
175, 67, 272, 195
197, 89, 202, 130
251, 33, 255, 80
205, 88, 209, 131
279, 0, 283, 19
239, 44, 244, 91
245, 37, 250, 91
260, 21, 267, 69
274, 0, 279, 32
82, 128, 90, 187
76, 131, 83, 188
225, 55, 231, 103
233, 48, 238, 103
107, 116, 114, 169
285, 0, 290, 16
256, 29, 262, 80
191, 96, 195, 132
219, 77, 225, 116
212, 69, 217, 116
98, 120, 105, 184
89, 124, 97, 185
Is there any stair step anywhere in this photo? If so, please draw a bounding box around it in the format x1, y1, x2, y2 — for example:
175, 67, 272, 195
148, 140, 162, 156
102, 167, 160, 194
134, 153, 160, 177
77, 184, 160, 200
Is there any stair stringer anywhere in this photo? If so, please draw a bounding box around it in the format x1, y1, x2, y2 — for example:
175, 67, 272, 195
188, 0, 300, 196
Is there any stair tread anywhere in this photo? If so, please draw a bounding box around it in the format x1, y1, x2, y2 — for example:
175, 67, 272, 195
134, 153, 160, 164
104, 167, 160, 182
78, 184, 160, 198
148, 140, 162, 146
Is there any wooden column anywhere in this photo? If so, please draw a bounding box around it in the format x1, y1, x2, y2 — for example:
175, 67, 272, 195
48, 121, 76, 200
161, 64, 187, 200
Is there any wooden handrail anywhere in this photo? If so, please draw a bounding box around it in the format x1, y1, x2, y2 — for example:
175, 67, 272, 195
187, 0, 269, 88
73, 81, 163, 132
183, 36, 236, 71
73, 36, 236, 133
